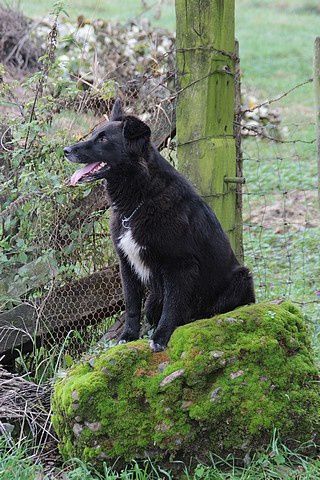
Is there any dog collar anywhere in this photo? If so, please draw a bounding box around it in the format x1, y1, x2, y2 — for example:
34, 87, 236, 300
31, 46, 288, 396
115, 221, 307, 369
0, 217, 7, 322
121, 202, 144, 229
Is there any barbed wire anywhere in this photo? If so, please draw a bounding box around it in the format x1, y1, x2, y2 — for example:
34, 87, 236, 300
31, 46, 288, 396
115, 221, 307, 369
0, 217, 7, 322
241, 78, 313, 114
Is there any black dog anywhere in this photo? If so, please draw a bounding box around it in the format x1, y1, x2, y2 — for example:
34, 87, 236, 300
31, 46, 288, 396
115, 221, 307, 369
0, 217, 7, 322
64, 99, 255, 351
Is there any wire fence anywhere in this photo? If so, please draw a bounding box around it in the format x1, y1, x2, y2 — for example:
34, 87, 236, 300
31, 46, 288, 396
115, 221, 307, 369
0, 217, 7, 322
1, 6, 320, 366
241, 80, 320, 333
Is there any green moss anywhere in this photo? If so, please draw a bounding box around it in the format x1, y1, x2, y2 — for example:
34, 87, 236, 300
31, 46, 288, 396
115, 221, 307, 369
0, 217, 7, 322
52, 302, 320, 468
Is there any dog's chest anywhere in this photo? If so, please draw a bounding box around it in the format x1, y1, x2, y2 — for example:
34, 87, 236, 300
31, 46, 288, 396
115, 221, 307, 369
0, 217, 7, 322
118, 228, 150, 283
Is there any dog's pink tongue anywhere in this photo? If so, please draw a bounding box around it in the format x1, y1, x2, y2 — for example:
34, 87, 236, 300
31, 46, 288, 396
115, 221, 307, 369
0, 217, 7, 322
69, 162, 101, 186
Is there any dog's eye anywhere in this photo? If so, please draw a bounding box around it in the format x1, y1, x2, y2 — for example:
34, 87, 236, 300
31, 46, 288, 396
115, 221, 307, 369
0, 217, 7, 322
97, 135, 107, 143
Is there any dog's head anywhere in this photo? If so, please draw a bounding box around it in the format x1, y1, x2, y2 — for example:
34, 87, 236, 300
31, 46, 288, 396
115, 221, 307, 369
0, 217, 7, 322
64, 99, 151, 186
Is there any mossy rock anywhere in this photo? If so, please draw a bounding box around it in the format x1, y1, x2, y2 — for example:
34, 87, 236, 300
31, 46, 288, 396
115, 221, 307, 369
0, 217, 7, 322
52, 302, 320, 468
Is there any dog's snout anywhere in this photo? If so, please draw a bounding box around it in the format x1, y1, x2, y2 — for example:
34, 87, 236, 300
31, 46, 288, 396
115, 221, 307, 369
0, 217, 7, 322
64, 146, 72, 156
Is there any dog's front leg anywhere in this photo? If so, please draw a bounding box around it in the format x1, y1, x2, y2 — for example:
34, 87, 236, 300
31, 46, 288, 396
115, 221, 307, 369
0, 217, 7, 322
150, 269, 193, 352
118, 256, 143, 343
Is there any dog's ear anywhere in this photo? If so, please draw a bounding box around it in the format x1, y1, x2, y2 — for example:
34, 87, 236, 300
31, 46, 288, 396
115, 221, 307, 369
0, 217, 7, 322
110, 98, 124, 121
122, 115, 151, 153
123, 116, 151, 140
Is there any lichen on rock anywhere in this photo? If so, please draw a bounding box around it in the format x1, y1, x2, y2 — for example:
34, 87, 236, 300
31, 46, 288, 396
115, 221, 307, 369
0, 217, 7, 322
52, 301, 320, 468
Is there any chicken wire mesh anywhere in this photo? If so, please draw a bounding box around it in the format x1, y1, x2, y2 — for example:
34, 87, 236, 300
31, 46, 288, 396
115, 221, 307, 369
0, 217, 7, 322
0, 186, 124, 358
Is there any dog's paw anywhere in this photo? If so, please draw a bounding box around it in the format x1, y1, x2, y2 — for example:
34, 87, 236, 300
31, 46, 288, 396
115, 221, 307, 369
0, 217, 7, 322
118, 327, 140, 343
149, 340, 166, 353
150, 326, 172, 352
118, 330, 139, 344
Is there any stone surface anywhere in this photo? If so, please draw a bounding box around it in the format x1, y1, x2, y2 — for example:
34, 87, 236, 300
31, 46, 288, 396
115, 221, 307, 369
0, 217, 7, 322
52, 302, 320, 468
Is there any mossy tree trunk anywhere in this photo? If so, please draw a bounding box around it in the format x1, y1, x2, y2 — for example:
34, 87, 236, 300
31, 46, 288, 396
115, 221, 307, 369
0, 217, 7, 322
175, 0, 243, 259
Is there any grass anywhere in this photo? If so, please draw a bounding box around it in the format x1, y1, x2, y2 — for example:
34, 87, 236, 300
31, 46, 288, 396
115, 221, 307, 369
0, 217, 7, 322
1, 436, 320, 479
19, 0, 176, 29
0, 440, 42, 480
237, 1, 318, 106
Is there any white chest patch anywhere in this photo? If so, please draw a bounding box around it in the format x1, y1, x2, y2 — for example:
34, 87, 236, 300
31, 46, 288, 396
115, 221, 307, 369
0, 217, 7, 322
118, 229, 150, 284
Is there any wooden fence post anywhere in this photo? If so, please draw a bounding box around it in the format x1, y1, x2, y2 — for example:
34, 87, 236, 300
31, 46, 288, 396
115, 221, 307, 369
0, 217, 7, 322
314, 37, 320, 208
175, 0, 243, 258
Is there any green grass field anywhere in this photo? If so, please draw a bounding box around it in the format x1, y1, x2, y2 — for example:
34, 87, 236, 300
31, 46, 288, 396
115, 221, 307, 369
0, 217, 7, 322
20, 0, 176, 29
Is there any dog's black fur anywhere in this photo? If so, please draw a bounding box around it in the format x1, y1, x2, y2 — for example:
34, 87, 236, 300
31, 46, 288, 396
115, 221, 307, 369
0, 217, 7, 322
64, 99, 255, 351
